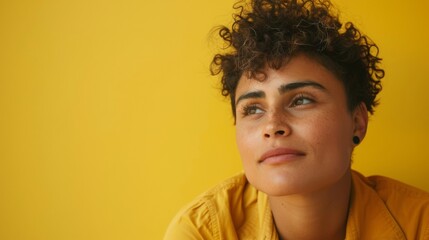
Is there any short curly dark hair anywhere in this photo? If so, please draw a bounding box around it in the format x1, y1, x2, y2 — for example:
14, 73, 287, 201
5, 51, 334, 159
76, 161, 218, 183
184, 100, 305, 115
210, 0, 384, 119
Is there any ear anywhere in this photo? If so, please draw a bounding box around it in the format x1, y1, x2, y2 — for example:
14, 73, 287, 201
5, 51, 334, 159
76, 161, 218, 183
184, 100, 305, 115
353, 102, 368, 142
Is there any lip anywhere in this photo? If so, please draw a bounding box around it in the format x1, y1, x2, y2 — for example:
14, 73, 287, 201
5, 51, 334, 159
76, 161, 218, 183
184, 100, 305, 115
259, 148, 305, 165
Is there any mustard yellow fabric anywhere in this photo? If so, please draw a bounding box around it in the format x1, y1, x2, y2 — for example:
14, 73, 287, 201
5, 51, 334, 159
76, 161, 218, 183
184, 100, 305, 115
164, 170, 429, 239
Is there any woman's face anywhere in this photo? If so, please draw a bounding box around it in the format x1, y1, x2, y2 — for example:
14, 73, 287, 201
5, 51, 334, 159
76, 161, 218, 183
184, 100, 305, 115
235, 54, 367, 196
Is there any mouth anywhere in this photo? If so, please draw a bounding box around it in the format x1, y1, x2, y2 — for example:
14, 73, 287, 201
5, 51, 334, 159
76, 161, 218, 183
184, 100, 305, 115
259, 148, 305, 165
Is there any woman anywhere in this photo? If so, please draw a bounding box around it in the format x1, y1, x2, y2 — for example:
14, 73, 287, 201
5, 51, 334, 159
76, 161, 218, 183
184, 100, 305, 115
165, 0, 429, 239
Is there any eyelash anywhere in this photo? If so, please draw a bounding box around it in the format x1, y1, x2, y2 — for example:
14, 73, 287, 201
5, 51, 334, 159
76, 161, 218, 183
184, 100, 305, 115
290, 94, 314, 107
239, 93, 315, 117
241, 104, 263, 117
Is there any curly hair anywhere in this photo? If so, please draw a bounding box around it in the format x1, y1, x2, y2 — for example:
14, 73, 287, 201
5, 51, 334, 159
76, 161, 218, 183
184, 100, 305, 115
210, 0, 384, 119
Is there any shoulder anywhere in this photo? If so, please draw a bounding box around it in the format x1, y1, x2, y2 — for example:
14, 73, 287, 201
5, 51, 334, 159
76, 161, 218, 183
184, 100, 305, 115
353, 170, 429, 204
164, 172, 258, 240
351, 170, 429, 239
368, 174, 429, 200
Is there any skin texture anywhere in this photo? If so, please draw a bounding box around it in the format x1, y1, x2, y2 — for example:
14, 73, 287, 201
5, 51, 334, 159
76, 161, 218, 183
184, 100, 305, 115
235, 54, 368, 239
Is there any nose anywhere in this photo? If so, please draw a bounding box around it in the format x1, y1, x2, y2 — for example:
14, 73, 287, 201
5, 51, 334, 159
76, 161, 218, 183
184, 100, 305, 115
264, 129, 287, 138
263, 112, 290, 138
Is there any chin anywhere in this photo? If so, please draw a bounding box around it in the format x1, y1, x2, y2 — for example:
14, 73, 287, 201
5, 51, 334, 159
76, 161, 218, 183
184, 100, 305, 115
262, 183, 308, 197
248, 174, 307, 197
248, 171, 343, 197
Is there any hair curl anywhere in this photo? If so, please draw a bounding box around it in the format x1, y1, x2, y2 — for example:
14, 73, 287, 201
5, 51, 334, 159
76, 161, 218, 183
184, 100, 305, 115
210, 0, 384, 119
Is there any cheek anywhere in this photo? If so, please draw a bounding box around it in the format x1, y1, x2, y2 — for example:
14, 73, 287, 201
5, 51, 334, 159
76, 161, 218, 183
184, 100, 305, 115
235, 124, 260, 161
305, 111, 354, 159
298, 110, 352, 146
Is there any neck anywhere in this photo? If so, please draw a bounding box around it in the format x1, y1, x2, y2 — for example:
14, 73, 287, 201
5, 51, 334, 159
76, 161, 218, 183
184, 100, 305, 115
269, 170, 352, 240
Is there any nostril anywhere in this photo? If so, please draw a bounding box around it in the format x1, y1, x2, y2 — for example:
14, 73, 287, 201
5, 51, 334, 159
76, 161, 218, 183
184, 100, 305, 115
275, 130, 285, 135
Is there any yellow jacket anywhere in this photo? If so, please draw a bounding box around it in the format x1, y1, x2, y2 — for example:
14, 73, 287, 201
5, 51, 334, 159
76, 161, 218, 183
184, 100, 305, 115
164, 170, 429, 239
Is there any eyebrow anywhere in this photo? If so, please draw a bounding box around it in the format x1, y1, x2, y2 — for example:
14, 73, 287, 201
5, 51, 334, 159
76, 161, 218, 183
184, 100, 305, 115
279, 81, 326, 94
235, 80, 326, 105
235, 91, 265, 106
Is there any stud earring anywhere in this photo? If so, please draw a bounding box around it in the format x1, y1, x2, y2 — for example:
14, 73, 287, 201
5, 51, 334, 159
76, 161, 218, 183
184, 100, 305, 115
353, 136, 360, 145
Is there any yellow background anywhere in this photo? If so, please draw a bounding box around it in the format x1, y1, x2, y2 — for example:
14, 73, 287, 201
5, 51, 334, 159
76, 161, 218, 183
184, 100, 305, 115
1, 0, 428, 239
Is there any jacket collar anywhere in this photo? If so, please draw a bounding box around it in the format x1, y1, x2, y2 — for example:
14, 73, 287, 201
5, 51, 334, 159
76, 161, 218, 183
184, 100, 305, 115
346, 171, 406, 240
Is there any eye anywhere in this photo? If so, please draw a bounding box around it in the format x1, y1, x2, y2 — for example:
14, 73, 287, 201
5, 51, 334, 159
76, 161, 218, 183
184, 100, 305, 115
241, 104, 264, 116
290, 95, 314, 107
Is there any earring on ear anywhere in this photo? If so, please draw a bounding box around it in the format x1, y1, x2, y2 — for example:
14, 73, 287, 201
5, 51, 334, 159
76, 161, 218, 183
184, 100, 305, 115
353, 136, 360, 145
